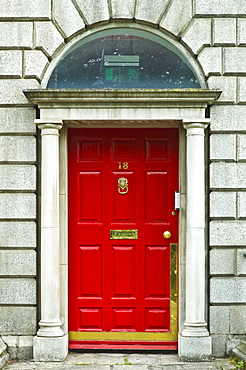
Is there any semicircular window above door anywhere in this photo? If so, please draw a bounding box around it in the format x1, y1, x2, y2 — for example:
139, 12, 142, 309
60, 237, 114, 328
47, 28, 201, 89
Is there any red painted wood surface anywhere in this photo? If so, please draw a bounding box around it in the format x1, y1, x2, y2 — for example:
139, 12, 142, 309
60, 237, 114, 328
68, 128, 179, 347
69, 340, 178, 350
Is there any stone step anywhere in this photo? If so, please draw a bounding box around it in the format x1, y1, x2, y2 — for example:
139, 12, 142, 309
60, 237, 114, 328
3, 353, 234, 370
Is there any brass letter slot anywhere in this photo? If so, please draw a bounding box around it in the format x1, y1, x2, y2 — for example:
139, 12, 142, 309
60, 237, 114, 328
110, 230, 138, 239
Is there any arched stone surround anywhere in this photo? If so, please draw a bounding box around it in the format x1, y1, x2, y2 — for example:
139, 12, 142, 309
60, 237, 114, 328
25, 87, 220, 361
24, 3, 221, 361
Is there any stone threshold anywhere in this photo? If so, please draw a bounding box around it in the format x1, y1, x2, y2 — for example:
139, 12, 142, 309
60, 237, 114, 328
4, 353, 233, 370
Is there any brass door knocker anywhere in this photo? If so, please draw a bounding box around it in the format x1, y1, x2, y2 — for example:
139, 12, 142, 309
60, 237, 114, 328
118, 177, 129, 195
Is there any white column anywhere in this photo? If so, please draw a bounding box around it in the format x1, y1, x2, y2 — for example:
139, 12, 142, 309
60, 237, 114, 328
179, 119, 211, 361
34, 119, 68, 362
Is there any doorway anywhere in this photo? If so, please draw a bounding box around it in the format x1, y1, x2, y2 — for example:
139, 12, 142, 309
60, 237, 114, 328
68, 127, 179, 349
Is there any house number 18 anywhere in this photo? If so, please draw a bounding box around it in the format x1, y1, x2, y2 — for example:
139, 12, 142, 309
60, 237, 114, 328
118, 162, 129, 169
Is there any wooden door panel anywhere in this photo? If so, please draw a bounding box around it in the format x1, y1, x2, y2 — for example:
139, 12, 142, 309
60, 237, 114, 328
111, 139, 136, 161
68, 128, 179, 349
112, 308, 136, 331
145, 171, 168, 223
145, 245, 170, 299
112, 245, 136, 298
145, 308, 169, 331
79, 245, 102, 298
78, 172, 102, 223
145, 139, 170, 161
78, 139, 102, 161
79, 308, 103, 331
112, 171, 136, 223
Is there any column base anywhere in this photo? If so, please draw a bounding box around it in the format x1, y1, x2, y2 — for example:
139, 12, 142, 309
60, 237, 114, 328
37, 320, 64, 337
182, 321, 210, 337
33, 334, 68, 362
178, 333, 212, 361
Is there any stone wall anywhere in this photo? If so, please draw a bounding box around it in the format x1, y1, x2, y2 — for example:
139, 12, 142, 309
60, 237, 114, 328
0, 0, 245, 359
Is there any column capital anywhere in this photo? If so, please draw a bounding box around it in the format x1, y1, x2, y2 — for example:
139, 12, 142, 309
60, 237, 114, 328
35, 119, 63, 131
182, 119, 210, 131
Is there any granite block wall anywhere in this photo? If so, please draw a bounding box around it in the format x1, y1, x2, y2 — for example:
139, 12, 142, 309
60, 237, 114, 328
0, 0, 245, 359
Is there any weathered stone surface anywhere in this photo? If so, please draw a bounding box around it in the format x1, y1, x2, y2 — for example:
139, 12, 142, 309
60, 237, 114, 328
3, 335, 34, 360
24, 50, 49, 80
211, 335, 227, 358
195, 0, 246, 15
182, 19, 211, 55
0, 278, 36, 304
230, 306, 246, 334
0, 79, 40, 105
0, 346, 8, 370
0, 338, 7, 355
179, 335, 212, 361
53, 0, 85, 38
0, 307, 36, 334
0, 107, 36, 134
198, 47, 222, 75
0, 136, 36, 162
0, 193, 36, 219
210, 306, 230, 334
210, 105, 246, 132
0, 250, 36, 276
33, 335, 68, 362
35, 21, 64, 57
207, 76, 236, 102
238, 77, 246, 103
210, 163, 246, 189
0, 0, 51, 18
227, 337, 244, 355
224, 47, 246, 74
0, 165, 36, 191
0, 51, 22, 77
210, 221, 246, 246
1, 336, 18, 358
237, 248, 246, 276
111, 0, 135, 19
75, 0, 109, 25
0, 22, 33, 47
213, 18, 236, 45
238, 192, 246, 219
135, 0, 169, 24
210, 248, 236, 275
239, 19, 246, 46
210, 191, 236, 219
0, 221, 36, 248
18, 336, 33, 360
160, 0, 192, 36
210, 277, 246, 303
210, 134, 236, 161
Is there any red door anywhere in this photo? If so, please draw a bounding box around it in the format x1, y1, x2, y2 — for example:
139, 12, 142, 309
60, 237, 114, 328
68, 128, 179, 349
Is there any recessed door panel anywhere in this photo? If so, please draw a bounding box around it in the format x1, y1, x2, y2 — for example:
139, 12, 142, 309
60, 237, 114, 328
78, 171, 102, 223
145, 245, 170, 299
112, 171, 136, 222
112, 245, 136, 298
79, 245, 102, 298
68, 128, 179, 349
145, 171, 168, 223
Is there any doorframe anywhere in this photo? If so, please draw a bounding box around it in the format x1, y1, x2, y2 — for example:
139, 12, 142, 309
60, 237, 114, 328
24, 88, 221, 361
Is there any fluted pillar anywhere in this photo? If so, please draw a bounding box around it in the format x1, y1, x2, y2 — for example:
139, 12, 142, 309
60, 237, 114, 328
179, 119, 212, 361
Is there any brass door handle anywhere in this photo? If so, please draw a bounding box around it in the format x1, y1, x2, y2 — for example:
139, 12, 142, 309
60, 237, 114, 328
163, 231, 171, 239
